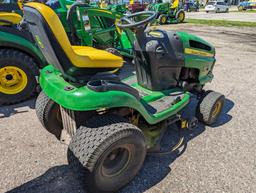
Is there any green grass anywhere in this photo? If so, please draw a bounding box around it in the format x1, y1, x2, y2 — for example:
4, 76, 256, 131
186, 19, 256, 27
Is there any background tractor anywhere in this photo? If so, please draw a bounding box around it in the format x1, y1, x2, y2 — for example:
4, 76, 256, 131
147, 0, 185, 24
0, 0, 135, 104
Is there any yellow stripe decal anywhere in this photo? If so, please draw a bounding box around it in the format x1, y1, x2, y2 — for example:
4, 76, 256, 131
97, 9, 112, 14
185, 48, 214, 57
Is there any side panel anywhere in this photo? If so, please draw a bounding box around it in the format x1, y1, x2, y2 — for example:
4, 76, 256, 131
177, 31, 215, 84
40, 65, 190, 125
0, 31, 46, 66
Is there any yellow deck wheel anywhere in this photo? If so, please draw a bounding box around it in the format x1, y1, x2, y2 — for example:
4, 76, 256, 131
212, 101, 222, 118
0, 66, 28, 95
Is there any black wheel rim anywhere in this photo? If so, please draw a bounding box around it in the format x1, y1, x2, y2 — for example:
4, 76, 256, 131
101, 144, 132, 177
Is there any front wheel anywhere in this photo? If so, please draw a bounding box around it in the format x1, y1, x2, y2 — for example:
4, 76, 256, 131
158, 14, 168, 24
68, 114, 146, 193
196, 91, 225, 125
176, 10, 185, 23
0, 49, 39, 105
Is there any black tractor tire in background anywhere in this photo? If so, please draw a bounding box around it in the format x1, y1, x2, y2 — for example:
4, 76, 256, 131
176, 10, 185, 23
0, 49, 39, 105
238, 6, 244, 11
196, 91, 225, 125
35, 91, 62, 139
159, 14, 168, 24
68, 114, 146, 193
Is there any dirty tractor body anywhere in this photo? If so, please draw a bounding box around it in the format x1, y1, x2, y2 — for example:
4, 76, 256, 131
23, 2, 225, 193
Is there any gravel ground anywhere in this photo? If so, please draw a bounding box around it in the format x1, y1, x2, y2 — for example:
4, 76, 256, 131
0, 24, 256, 193
186, 11, 256, 22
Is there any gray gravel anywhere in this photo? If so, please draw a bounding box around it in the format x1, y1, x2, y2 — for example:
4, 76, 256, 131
0, 24, 256, 193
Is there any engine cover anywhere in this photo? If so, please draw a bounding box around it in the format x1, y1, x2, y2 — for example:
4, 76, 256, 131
134, 30, 185, 91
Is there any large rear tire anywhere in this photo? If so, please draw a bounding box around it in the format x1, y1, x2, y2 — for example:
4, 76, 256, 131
35, 91, 62, 139
68, 114, 146, 193
0, 49, 39, 105
196, 91, 225, 125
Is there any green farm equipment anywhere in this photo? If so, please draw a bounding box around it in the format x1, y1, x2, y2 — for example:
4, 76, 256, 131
147, 0, 185, 24
0, 0, 135, 104
107, 0, 128, 14
0, 23, 46, 104
24, 2, 225, 193
48, 0, 134, 56
67, 4, 134, 57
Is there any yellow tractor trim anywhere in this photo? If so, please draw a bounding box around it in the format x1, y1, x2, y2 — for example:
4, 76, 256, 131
185, 48, 214, 57
0, 12, 22, 25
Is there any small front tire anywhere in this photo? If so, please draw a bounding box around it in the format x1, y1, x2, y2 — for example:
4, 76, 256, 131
196, 91, 225, 125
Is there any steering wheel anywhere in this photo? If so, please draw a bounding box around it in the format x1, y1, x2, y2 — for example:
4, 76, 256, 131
116, 11, 157, 29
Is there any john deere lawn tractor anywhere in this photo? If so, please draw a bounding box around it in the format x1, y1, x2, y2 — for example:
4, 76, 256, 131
147, 0, 185, 24
0, 0, 135, 104
0, 21, 47, 104
24, 2, 225, 193
0, 0, 48, 104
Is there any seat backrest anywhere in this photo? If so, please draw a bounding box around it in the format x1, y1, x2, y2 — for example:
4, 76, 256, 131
23, 2, 73, 75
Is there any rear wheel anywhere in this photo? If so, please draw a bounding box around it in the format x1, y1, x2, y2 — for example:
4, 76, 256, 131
68, 114, 146, 193
0, 49, 39, 105
35, 91, 62, 139
196, 91, 225, 125
176, 10, 185, 23
159, 14, 167, 24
